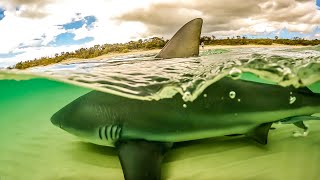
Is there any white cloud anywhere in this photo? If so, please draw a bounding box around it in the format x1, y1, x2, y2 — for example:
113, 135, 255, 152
0, 0, 320, 67
118, 0, 320, 37
0, 44, 88, 67
0, 0, 152, 66
315, 33, 320, 38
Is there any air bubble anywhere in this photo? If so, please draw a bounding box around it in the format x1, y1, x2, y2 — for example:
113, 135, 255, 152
203, 94, 207, 98
289, 96, 296, 104
183, 104, 187, 108
182, 91, 192, 102
237, 99, 241, 102
229, 68, 242, 80
229, 91, 236, 99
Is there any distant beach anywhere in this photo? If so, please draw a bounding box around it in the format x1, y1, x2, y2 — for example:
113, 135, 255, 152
60, 44, 307, 64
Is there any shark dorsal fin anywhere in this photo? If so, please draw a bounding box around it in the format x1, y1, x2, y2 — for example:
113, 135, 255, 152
155, 18, 203, 59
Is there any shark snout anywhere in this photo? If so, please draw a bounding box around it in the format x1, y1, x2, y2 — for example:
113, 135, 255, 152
50, 111, 63, 128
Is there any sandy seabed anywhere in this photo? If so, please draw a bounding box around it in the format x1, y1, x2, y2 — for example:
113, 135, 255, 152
0, 70, 319, 180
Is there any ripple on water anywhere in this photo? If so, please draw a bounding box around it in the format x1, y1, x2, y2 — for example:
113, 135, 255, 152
1, 46, 320, 101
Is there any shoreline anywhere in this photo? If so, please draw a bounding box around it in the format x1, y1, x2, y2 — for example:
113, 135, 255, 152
56, 44, 309, 64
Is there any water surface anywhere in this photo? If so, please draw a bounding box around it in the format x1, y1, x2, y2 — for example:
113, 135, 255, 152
1, 46, 320, 179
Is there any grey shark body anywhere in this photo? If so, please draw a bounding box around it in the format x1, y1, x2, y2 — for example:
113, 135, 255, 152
51, 78, 320, 146
50, 18, 320, 180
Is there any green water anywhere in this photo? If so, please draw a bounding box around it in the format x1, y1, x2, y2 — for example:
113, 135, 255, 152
1, 78, 320, 180
1, 46, 320, 179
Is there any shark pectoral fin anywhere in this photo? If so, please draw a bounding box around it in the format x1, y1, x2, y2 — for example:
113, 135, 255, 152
155, 18, 203, 59
115, 140, 171, 180
247, 122, 273, 145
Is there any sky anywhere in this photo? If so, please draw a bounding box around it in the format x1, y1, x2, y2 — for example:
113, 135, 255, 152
0, 0, 320, 67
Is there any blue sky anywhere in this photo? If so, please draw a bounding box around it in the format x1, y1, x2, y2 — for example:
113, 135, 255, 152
49, 32, 94, 46
0, 0, 320, 67
0, 8, 4, 21
246, 28, 320, 40
60, 16, 96, 30
48, 16, 97, 46
0, 52, 24, 58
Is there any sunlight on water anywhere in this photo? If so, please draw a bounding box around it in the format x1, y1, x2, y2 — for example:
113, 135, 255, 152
0, 46, 320, 102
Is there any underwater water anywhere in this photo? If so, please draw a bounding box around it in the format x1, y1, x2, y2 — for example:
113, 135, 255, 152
1, 46, 320, 179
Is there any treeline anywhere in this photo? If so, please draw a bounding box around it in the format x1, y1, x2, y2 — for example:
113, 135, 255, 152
200, 36, 320, 46
12, 36, 320, 69
12, 37, 167, 69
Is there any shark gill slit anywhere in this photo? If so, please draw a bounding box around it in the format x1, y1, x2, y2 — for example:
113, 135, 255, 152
108, 125, 113, 141
111, 125, 117, 140
98, 127, 103, 140
116, 125, 121, 139
104, 126, 109, 141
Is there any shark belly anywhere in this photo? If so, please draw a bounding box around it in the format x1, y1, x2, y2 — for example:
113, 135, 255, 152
119, 106, 320, 143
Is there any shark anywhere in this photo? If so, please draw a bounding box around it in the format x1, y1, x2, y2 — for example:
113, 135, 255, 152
50, 18, 320, 180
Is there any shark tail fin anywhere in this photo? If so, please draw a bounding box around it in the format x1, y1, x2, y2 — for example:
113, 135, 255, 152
155, 18, 203, 59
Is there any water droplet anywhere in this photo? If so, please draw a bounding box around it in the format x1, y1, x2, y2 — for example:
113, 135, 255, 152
237, 99, 241, 102
229, 68, 242, 80
229, 91, 236, 99
183, 104, 187, 108
203, 94, 207, 98
289, 96, 296, 104
290, 92, 293, 95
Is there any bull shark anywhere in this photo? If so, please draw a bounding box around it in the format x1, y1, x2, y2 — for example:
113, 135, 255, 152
50, 18, 320, 180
